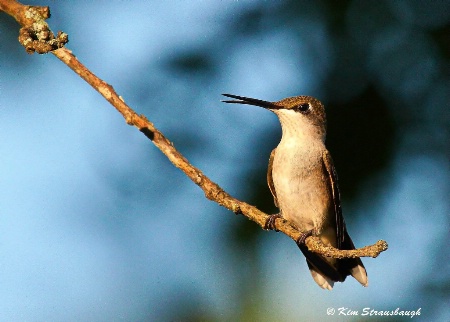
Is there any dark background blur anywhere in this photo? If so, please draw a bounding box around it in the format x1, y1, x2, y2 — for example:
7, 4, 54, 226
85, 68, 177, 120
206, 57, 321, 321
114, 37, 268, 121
1, 1, 449, 321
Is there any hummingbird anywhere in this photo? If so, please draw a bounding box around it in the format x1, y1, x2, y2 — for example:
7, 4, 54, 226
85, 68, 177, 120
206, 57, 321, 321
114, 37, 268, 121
222, 93, 368, 290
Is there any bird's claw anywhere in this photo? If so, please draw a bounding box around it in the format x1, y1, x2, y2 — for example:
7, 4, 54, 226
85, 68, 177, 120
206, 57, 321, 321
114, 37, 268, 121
296, 229, 314, 246
264, 213, 281, 231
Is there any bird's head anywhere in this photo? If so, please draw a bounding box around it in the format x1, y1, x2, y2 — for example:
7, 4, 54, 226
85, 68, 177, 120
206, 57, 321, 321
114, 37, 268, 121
222, 94, 327, 141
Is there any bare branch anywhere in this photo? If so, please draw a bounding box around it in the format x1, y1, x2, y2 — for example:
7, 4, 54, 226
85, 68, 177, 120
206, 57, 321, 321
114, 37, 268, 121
0, 0, 388, 259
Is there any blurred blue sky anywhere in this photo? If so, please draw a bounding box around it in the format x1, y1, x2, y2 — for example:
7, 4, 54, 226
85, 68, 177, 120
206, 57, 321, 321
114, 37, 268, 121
1, 1, 449, 321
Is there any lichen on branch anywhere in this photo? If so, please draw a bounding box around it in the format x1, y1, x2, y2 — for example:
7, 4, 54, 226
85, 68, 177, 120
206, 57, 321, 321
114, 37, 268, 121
0, 0, 68, 53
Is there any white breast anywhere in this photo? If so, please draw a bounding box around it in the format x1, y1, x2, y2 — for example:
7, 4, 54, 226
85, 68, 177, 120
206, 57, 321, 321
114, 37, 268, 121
272, 138, 332, 233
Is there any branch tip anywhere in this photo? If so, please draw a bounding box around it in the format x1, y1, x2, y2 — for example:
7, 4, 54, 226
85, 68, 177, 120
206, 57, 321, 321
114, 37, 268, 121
3, 1, 68, 54
304, 236, 388, 259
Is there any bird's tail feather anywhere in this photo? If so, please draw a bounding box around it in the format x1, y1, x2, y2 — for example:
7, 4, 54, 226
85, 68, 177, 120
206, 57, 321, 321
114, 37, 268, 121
298, 244, 344, 290
339, 230, 368, 287
298, 230, 368, 289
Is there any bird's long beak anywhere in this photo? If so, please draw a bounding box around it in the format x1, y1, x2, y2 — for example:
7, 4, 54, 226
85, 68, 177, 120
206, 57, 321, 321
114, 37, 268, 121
222, 94, 279, 109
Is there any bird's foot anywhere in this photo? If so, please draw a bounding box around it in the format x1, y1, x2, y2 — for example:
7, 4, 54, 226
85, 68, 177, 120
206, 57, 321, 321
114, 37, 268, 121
264, 213, 282, 231
296, 229, 315, 246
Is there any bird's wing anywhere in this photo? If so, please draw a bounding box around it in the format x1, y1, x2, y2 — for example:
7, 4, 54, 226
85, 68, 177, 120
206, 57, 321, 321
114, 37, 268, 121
322, 151, 368, 286
267, 148, 278, 207
322, 150, 345, 249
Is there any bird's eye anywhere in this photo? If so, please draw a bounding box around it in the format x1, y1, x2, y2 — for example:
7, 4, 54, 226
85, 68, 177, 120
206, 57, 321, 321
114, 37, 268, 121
297, 103, 310, 112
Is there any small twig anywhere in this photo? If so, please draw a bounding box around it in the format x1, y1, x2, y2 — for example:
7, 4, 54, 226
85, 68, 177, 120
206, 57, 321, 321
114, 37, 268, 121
0, 0, 388, 259
305, 238, 388, 259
